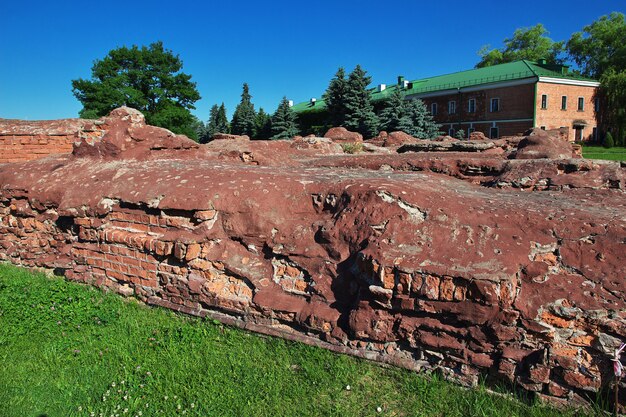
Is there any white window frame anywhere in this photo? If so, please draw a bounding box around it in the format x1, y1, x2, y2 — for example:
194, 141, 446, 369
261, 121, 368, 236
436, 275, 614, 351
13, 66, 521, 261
468, 98, 476, 113
578, 97, 585, 111
541, 94, 548, 109
490, 98, 500, 112
448, 100, 456, 114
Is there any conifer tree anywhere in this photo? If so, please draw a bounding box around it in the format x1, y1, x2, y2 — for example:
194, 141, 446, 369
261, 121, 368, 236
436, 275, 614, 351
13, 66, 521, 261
231, 83, 256, 137
215, 103, 229, 134
378, 88, 440, 138
271, 97, 299, 139
254, 108, 272, 139
323, 67, 348, 127
200, 104, 220, 143
344, 65, 379, 138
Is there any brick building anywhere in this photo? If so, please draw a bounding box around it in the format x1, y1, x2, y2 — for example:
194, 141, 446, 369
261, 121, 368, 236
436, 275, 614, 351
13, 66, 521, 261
293, 60, 600, 141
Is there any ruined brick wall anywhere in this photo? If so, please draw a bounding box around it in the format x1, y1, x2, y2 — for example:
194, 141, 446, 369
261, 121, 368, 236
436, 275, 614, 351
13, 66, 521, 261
0, 118, 103, 163
1, 108, 625, 408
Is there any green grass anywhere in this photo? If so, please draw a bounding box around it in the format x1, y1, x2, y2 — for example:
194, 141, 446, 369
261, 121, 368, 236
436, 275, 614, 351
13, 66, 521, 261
0, 263, 601, 417
582, 144, 626, 161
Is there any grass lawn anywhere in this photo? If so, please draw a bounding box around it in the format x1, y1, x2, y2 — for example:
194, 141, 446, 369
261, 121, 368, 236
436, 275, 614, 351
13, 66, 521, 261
581, 145, 626, 161
0, 263, 603, 417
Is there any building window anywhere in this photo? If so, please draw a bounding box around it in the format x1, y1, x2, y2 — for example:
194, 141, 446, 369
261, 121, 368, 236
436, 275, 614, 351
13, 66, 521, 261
490, 98, 500, 112
595, 97, 600, 112
541, 94, 547, 109
431, 103, 438, 115
578, 97, 584, 111
593, 127, 598, 143
489, 127, 499, 139
468, 99, 476, 113
448, 101, 456, 114
561, 96, 567, 110
540, 126, 546, 130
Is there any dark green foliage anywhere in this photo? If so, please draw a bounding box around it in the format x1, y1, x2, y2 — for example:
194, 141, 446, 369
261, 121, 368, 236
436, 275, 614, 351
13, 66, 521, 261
344, 65, 379, 138
215, 103, 230, 135
379, 89, 440, 139
71, 41, 201, 137
231, 83, 256, 137
455, 129, 466, 140
476, 24, 564, 68
323, 67, 348, 127
186, 115, 203, 142
202, 103, 230, 143
378, 88, 406, 132
566, 12, 626, 78
604, 132, 614, 148
567, 13, 626, 138
254, 108, 272, 139
271, 97, 299, 139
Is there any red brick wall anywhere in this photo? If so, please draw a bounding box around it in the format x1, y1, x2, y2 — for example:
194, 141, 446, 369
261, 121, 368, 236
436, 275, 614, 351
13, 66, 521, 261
418, 83, 535, 138
0, 119, 102, 163
535, 82, 598, 142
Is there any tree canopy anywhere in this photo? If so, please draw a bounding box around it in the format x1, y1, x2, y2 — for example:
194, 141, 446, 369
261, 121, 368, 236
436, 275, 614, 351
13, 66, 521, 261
476, 24, 564, 68
230, 83, 256, 137
566, 12, 626, 79
71, 41, 201, 139
255, 108, 272, 139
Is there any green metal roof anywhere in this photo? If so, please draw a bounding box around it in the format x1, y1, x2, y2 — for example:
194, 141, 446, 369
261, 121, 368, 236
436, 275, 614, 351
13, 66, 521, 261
292, 60, 597, 113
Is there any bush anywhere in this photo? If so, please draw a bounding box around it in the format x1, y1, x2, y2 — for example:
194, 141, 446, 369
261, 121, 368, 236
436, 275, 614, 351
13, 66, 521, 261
341, 143, 364, 154
604, 132, 614, 148
455, 129, 465, 140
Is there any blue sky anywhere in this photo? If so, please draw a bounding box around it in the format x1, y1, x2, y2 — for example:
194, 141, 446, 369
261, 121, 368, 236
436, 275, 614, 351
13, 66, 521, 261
0, 0, 622, 121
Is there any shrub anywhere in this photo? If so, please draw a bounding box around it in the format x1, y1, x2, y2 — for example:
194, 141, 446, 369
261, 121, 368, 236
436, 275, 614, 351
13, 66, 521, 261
341, 143, 364, 154
604, 132, 615, 148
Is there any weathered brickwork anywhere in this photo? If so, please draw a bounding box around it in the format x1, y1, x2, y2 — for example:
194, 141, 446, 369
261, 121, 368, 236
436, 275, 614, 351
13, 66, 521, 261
0, 118, 104, 163
1, 109, 624, 407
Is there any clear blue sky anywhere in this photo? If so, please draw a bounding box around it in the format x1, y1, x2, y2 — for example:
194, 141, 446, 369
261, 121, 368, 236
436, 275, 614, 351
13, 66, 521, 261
0, 0, 622, 121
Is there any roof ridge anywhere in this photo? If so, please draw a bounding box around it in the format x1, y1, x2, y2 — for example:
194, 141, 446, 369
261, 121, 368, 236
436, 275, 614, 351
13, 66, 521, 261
408, 60, 525, 83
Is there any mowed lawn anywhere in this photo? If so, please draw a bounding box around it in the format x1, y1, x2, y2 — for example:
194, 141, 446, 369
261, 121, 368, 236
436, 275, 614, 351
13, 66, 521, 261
582, 145, 626, 161
0, 263, 601, 417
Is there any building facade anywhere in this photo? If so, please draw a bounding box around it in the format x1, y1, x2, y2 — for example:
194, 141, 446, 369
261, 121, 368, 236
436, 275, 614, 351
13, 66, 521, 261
292, 60, 600, 141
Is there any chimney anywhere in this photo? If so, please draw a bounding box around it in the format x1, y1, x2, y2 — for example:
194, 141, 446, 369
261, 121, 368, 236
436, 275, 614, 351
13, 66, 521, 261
397, 75, 405, 86
537, 58, 547, 65
378, 84, 386, 92
288, 100, 294, 107
310, 98, 317, 105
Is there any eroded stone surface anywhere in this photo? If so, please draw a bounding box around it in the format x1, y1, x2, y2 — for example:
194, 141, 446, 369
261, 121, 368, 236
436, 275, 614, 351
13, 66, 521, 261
1, 108, 625, 405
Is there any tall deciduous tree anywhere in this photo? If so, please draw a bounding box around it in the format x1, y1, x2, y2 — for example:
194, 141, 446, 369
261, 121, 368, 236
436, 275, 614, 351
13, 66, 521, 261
567, 12, 626, 78
344, 65, 379, 138
231, 83, 256, 137
71, 41, 201, 139
567, 13, 626, 140
476, 24, 564, 68
271, 97, 299, 139
323, 67, 348, 127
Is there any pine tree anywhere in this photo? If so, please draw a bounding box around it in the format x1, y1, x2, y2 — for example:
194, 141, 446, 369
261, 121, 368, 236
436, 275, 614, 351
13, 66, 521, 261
344, 65, 379, 138
323, 67, 348, 127
215, 103, 229, 134
271, 97, 299, 139
378, 89, 440, 138
231, 83, 256, 137
200, 104, 220, 143
254, 108, 272, 139
403, 99, 441, 138
378, 88, 405, 132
